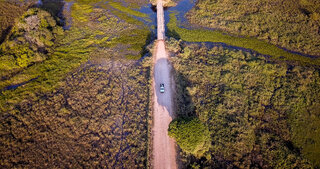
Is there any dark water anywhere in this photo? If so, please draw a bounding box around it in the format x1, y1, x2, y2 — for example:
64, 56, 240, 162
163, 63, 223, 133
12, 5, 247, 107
167, 0, 196, 25
2, 77, 39, 91
136, 0, 196, 35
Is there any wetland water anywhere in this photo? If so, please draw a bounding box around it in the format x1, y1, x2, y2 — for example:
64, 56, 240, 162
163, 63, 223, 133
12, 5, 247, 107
136, 0, 196, 35
136, 0, 318, 59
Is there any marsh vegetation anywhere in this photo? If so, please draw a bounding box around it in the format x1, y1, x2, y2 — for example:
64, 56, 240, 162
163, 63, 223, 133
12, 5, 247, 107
0, 0, 152, 168
187, 0, 320, 57
1, 0, 319, 168
167, 38, 320, 168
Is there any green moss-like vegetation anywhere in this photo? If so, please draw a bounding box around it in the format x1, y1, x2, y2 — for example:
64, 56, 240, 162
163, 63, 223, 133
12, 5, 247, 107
168, 117, 211, 158
108, 1, 148, 18
168, 13, 320, 65
0, 0, 151, 103
187, 0, 320, 56
167, 38, 320, 168
71, 3, 93, 22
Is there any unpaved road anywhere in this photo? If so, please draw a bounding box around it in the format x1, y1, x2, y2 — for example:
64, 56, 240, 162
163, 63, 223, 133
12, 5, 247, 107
152, 1, 177, 168
152, 40, 177, 169
157, 0, 165, 40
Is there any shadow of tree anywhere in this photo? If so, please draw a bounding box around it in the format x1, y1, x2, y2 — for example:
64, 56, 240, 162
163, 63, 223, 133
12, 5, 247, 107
172, 68, 195, 117
167, 28, 181, 40
141, 31, 156, 58
0, 26, 12, 45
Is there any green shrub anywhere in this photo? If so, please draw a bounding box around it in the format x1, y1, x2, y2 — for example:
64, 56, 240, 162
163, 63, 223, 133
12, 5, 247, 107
169, 117, 211, 158
0, 8, 63, 74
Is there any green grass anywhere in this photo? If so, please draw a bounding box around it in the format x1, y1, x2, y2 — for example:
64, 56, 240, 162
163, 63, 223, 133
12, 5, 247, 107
71, 3, 93, 22
108, 1, 148, 18
107, 28, 150, 59
168, 13, 320, 65
0, 26, 94, 111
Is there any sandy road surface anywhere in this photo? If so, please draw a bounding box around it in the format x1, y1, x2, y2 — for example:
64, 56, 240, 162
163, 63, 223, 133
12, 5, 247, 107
157, 0, 165, 40
152, 40, 177, 169
152, 0, 177, 168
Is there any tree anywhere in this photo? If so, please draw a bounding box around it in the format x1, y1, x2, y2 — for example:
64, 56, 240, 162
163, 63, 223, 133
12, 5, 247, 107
168, 117, 211, 158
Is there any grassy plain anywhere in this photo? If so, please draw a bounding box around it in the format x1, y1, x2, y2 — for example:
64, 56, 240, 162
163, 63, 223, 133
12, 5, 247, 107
167, 38, 320, 168
186, 0, 320, 56
0, 0, 152, 168
168, 13, 320, 65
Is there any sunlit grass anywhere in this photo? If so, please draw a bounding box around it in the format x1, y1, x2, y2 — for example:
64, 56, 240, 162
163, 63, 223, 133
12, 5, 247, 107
108, 1, 148, 18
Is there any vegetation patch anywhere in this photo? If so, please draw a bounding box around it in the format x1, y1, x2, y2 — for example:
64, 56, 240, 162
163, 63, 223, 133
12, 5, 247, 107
0, 0, 152, 168
108, 1, 148, 18
0, 60, 151, 168
167, 13, 320, 65
186, 0, 320, 56
168, 117, 211, 158
0, 0, 151, 109
0, 8, 64, 77
0, 0, 34, 43
167, 38, 320, 168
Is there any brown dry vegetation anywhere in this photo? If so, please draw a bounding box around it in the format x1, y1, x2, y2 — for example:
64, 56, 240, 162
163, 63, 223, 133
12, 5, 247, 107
0, 60, 151, 168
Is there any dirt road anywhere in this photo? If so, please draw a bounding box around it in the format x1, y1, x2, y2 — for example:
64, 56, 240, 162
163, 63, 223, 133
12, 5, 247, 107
152, 40, 177, 169
157, 0, 165, 40
152, 0, 177, 168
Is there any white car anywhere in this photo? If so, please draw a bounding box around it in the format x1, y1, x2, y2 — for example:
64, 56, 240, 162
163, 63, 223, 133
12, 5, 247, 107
160, 83, 165, 93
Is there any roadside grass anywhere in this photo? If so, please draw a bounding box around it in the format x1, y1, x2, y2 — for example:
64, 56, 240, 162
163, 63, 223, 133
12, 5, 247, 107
107, 28, 151, 60
168, 13, 320, 65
